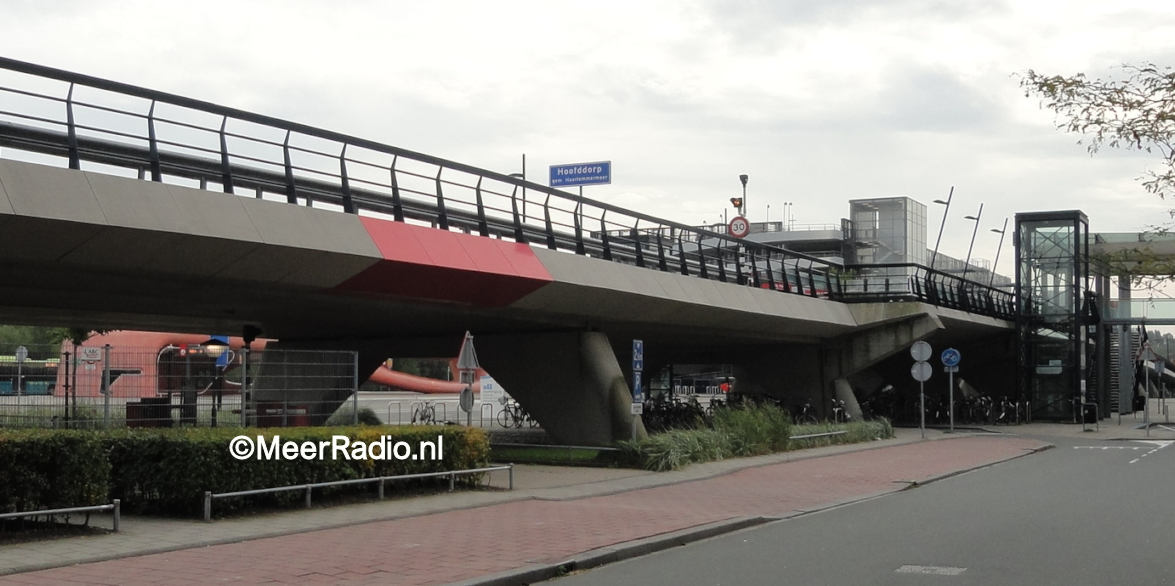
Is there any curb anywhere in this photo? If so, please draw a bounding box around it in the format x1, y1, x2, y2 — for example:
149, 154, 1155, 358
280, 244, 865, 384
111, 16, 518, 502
457, 439, 1054, 585
453, 516, 771, 586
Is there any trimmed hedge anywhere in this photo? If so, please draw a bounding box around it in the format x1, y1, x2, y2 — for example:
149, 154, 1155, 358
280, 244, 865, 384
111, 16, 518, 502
0, 430, 110, 513
1, 425, 489, 516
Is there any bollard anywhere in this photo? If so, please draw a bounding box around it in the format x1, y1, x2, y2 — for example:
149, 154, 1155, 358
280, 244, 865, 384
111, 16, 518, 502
305, 486, 312, 508
378, 479, 385, 500
203, 491, 212, 522
449, 473, 455, 492
508, 463, 514, 490
112, 499, 121, 532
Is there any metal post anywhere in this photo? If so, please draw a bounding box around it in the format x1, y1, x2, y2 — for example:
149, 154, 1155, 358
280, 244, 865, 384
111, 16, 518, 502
305, 486, 312, 508
962, 203, 984, 281
948, 369, 955, 433
112, 499, 120, 532
378, 479, 385, 500
919, 380, 926, 439
352, 351, 360, 425
930, 186, 953, 270
103, 344, 112, 427
241, 347, 249, 427
508, 464, 514, 490
204, 492, 212, 522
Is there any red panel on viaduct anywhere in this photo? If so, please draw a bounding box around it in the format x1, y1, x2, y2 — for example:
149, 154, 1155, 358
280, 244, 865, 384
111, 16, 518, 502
333, 217, 553, 307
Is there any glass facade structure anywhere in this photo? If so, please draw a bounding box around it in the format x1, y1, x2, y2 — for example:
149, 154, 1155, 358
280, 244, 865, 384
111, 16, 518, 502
1015, 211, 1090, 420
848, 197, 927, 266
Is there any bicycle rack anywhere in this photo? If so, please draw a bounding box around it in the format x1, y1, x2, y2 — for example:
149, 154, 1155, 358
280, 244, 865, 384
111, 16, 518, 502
481, 403, 494, 428
385, 401, 402, 425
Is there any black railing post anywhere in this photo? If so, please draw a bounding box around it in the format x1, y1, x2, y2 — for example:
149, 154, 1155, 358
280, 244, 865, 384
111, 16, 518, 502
434, 168, 449, 230
146, 100, 162, 182
632, 226, 646, 268
218, 116, 234, 194
656, 226, 668, 271
573, 201, 585, 255
750, 249, 761, 288
339, 144, 355, 214
696, 240, 709, 279
389, 156, 405, 222
511, 186, 526, 243
765, 252, 776, 291
282, 131, 298, 204
65, 83, 80, 170
474, 178, 489, 236
734, 245, 745, 285
718, 247, 728, 283
678, 237, 689, 276
600, 213, 612, 260
543, 195, 556, 250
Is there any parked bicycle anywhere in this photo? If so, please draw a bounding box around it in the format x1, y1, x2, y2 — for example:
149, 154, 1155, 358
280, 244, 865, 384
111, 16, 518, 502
411, 400, 437, 425
496, 399, 538, 429
831, 398, 852, 423
793, 401, 818, 425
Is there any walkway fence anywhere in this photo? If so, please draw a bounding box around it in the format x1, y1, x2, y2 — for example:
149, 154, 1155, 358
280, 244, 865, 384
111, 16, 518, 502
0, 343, 360, 429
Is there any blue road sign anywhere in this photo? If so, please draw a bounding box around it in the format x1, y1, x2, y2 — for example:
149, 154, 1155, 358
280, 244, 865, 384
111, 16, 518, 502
941, 348, 961, 368
632, 371, 643, 403
549, 161, 611, 187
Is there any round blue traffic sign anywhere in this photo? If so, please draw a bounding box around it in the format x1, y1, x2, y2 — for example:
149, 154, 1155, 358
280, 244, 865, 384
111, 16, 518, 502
941, 348, 961, 368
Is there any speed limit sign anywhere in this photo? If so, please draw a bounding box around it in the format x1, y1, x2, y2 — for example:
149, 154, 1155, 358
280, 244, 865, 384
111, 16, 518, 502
728, 216, 750, 238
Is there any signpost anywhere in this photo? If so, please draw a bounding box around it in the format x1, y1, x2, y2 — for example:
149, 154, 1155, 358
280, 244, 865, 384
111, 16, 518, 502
14, 345, 27, 396
941, 348, 961, 432
727, 216, 750, 239
910, 341, 932, 438
632, 339, 644, 440
549, 161, 611, 188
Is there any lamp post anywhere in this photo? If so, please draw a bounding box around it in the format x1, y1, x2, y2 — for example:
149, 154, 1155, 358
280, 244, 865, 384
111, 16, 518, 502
930, 186, 953, 270
961, 203, 984, 281
738, 174, 748, 217
989, 218, 1008, 288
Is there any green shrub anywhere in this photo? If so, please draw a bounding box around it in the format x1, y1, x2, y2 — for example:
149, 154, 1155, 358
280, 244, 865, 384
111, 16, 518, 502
619, 428, 731, 471
711, 404, 791, 456
106, 425, 490, 515
0, 430, 110, 512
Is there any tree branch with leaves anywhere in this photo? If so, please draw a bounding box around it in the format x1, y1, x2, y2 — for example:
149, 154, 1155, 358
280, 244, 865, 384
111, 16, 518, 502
1021, 64, 1175, 204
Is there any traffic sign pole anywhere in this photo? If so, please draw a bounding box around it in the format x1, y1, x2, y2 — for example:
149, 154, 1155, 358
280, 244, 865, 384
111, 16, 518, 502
920, 380, 926, 439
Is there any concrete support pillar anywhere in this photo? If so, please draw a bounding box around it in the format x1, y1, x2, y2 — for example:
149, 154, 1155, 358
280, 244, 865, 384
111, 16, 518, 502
832, 378, 862, 420
476, 331, 645, 445
1118, 276, 1134, 414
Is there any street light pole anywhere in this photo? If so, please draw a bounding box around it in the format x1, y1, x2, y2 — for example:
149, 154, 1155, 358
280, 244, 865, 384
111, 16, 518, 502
961, 203, 984, 281
739, 174, 748, 218
989, 217, 1008, 288
930, 186, 953, 270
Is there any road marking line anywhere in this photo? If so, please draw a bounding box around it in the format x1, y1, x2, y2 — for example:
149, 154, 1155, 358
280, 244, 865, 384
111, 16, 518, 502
1128, 440, 1171, 464
895, 565, 967, 576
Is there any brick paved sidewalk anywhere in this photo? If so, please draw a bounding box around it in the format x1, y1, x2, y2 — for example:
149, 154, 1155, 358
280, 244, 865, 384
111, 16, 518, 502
0, 435, 1046, 585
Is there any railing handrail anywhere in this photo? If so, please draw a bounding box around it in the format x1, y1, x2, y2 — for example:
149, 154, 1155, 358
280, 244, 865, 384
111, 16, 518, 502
0, 499, 120, 531
202, 465, 513, 521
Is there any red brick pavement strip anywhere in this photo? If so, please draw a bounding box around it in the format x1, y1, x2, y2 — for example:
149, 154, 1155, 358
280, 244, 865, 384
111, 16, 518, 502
0, 436, 1047, 586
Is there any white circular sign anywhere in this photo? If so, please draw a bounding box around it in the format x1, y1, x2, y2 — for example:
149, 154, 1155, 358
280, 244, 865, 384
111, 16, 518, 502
728, 216, 750, 238
14, 345, 28, 364
910, 341, 932, 362
911, 361, 933, 382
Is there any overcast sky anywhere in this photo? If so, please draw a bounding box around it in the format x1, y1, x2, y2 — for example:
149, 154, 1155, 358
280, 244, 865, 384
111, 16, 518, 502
4, 0, 1175, 273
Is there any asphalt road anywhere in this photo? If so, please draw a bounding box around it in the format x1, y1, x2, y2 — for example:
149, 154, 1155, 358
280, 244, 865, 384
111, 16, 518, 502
548, 433, 1175, 585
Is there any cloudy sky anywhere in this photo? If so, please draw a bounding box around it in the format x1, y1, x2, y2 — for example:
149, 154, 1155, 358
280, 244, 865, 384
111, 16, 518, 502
3, 0, 1175, 272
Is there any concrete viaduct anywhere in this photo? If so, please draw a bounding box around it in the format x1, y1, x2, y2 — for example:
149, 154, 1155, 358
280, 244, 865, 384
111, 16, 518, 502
0, 159, 1012, 444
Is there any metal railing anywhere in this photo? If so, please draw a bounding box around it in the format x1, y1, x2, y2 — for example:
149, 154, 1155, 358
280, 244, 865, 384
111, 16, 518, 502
0, 499, 120, 532
0, 57, 1013, 319
0, 57, 840, 299
837, 263, 1015, 320
201, 465, 513, 521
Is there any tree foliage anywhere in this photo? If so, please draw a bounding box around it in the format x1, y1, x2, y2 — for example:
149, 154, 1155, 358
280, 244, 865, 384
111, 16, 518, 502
1021, 64, 1175, 202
